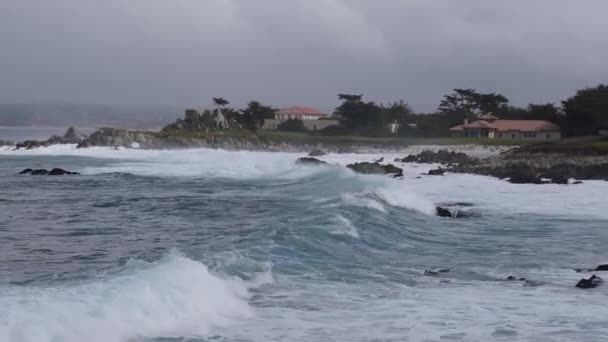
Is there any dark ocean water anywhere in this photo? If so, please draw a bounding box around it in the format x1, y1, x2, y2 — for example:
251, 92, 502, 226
1, 145, 608, 342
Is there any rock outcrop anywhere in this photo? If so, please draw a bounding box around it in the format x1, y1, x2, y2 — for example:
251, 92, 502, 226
19, 168, 80, 176
15, 127, 86, 149
427, 169, 446, 176
296, 157, 328, 166
452, 160, 608, 184
398, 150, 476, 165
575, 264, 608, 273
77, 128, 157, 148
63, 127, 87, 143
0, 140, 13, 147
346, 162, 403, 176
576, 275, 603, 289
162, 109, 238, 132
308, 150, 327, 157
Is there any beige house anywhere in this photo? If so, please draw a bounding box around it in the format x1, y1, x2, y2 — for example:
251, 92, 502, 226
449, 114, 561, 140
263, 106, 339, 131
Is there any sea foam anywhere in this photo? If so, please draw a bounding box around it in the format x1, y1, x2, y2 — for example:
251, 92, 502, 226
0, 252, 253, 342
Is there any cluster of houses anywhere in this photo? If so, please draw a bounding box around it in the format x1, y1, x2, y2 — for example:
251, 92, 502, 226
261, 106, 562, 140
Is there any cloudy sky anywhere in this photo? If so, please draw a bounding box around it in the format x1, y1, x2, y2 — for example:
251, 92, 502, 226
1, 0, 607, 112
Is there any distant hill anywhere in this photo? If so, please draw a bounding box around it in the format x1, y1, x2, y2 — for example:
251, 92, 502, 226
0, 103, 183, 129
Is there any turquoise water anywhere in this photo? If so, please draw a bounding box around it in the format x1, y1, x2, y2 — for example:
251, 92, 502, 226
1, 146, 608, 342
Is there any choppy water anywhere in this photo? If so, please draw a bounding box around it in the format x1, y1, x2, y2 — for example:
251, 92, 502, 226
1, 145, 608, 342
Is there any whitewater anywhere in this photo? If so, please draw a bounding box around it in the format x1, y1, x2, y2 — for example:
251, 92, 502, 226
1, 145, 608, 342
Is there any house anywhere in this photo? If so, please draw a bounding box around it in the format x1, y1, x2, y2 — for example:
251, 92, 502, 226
263, 106, 339, 131
449, 114, 561, 140
275, 106, 328, 121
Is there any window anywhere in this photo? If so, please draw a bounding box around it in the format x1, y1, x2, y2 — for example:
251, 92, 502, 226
512, 134, 516, 139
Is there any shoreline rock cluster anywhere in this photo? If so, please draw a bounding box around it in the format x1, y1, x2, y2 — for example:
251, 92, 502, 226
15, 127, 86, 149
397, 149, 608, 184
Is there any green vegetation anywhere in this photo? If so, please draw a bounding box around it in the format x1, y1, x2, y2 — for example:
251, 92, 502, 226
277, 119, 307, 133
509, 136, 608, 155
163, 83, 608, 147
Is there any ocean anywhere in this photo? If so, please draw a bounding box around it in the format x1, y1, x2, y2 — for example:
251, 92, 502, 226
1, 142, 608, 342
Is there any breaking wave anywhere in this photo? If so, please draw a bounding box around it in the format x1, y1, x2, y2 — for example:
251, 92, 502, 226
0, 252, 253, 342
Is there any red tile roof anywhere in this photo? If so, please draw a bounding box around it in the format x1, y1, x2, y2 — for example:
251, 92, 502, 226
492, 120, 560, 132
278, 106, 326, 116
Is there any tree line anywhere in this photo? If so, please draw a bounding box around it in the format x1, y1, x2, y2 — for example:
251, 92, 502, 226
212, 83, 608, 137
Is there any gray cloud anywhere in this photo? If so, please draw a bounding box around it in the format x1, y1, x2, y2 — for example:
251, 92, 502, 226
1, 0, 607, 112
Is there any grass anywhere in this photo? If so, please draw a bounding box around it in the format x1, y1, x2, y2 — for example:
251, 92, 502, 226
508, 136, 608, 155
152, 128, 544, 149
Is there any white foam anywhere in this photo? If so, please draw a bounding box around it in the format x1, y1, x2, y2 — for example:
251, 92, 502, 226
3, 145, 608, 219
339, 192, 387, 213
0, 252, 253, 342
331, 215, 360, 238
374, 181, 437, 216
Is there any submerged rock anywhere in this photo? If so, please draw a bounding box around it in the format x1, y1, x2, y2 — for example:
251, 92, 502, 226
346, 162, 403, 176
424, 269, 450, 276
296, 157, 328, 166
0, 140, 14, 147
435, 206, 474, 218
19, 168, 79, 176
576, 275, 603, 289
507, 276, 527, 281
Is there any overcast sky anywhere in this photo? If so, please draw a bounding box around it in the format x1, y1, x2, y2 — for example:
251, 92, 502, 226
1, 0, 607, 112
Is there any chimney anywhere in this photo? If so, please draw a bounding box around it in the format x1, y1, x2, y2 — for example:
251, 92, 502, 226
464, 118, 469, 126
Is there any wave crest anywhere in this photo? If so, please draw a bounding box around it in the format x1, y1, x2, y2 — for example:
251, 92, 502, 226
0, 252, 252, 342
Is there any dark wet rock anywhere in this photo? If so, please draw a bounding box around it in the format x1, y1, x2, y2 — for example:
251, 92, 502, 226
374, 157, 384, 163
435, 206, 474, 218
398, 150, 476, 165
436, 206, 454, 218
440, 202, 475, 207
507, 276, 527, 281
0, 140, 13, 147
15, 140, 45, 150
308, 150, 326, 157
48, 168, 80, 175
296, 157, 328, 166
576, 275, 603, 289
19, 168, 79, 176
392, 171, 404, 179
595, 264, 608, 271
572, 180, 584, 185
580, 264, 608, 272
427, 169, 445, 176
14, 127, 88, 149
424, 269, 450, 276
551, 175, 569, 185
346, 162, 403, 176
509, 174, 543, 184
452, 159, 608, 183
